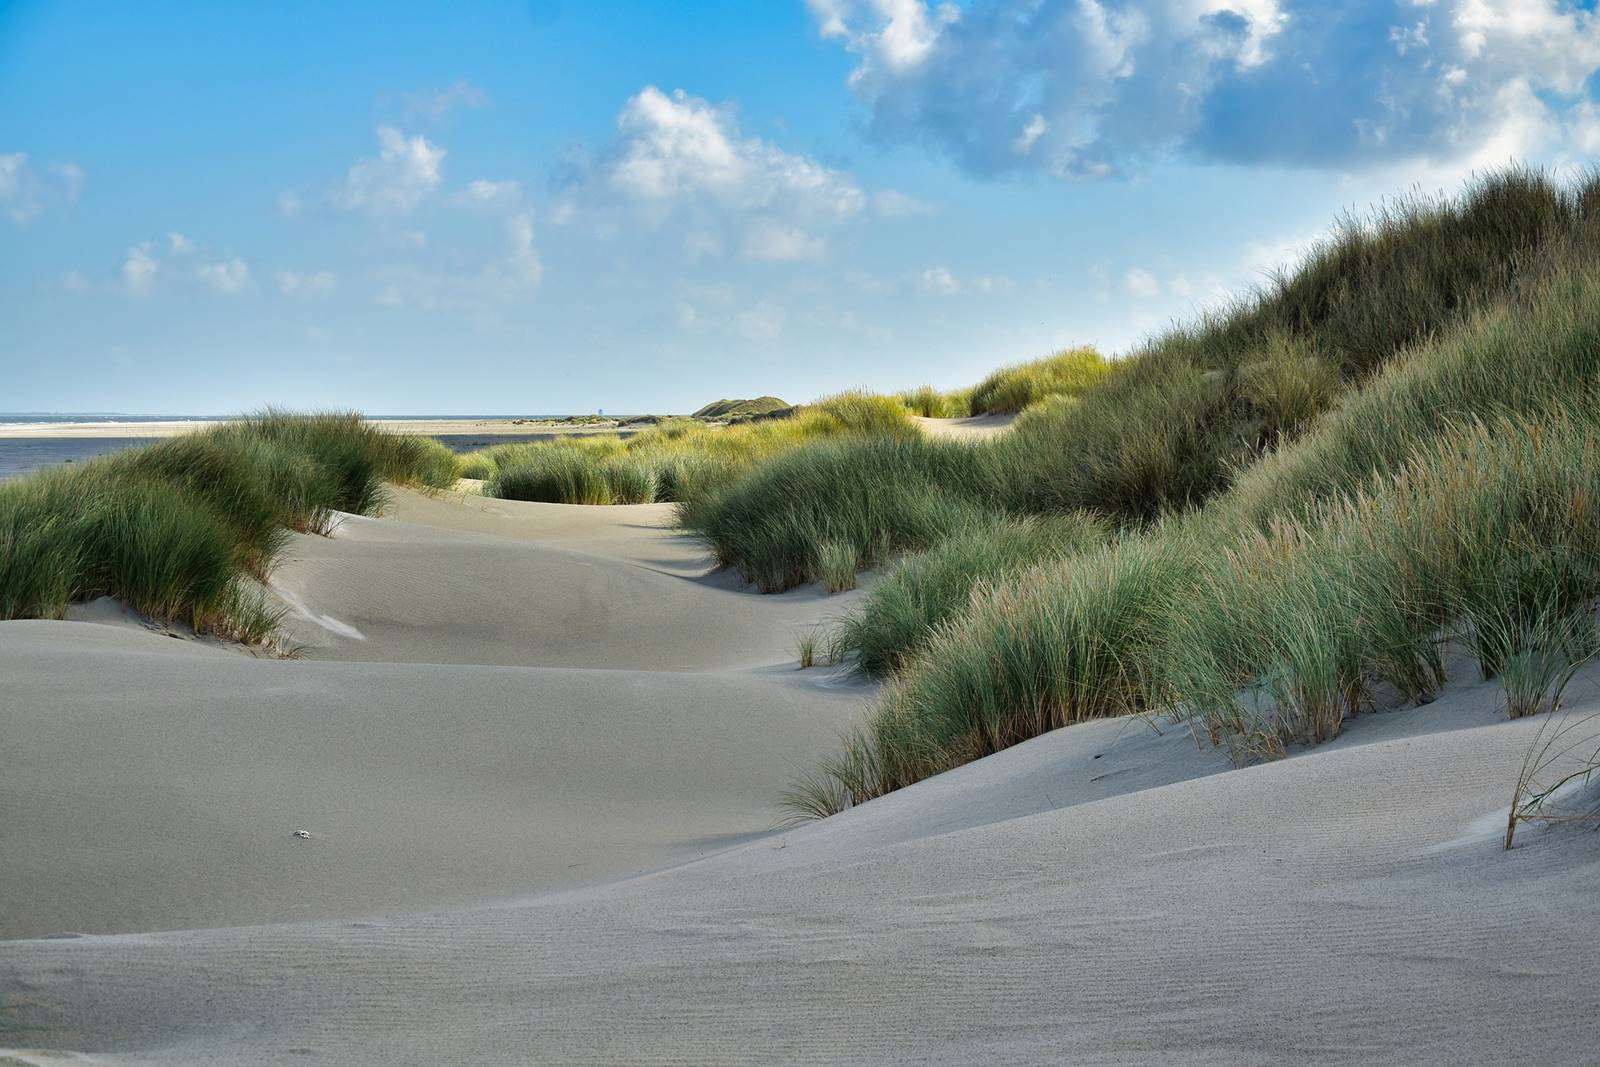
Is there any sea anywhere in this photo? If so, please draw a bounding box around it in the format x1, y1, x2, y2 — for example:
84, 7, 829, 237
0, 415, 581, 480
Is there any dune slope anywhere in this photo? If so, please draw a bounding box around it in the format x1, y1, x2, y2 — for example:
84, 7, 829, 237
4, 487, 1599, 1063
0, 490, 870, 939
4, 671, 1599, 1063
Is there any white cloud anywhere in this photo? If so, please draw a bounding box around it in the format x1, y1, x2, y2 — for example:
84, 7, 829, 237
743, 220, 826, 262
810, 0, 960, 72
277, 270, 336, 297
197, 257, 252, 294
571, 86, 879, 262
455, 178, 522, 207
50, 163, 84, 204
810, 0, 1600, 178
607, 87, 865, 219
121, 243, 158, 295
919, 265, 961, 294
735, 302, 787, 342
167, 232, 195, 254
0, 153, 84, 223
504, 211, 541, 287
371, 210, 540, 311
404, 80, 490, 121
873, 189, 934, 216
335, 126, 445, 215
1124, 267, 1161, 298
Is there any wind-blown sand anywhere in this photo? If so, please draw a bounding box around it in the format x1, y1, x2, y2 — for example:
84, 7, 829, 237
4, 485, 1600, 1063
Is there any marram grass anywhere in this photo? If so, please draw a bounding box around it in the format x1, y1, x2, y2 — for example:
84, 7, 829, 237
0, 411, 458, 645
780, 168, 1600, 819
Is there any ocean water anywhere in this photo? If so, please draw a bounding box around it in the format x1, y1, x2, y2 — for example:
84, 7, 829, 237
0, 417, 615, 480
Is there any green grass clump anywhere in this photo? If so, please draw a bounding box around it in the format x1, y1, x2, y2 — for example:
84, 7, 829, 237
682, 434, 1000, 591
816, 540, 860, 593
484, 391, 918, 507
1010, 167, 1592, 520
896, 385, 973, 418
488, 445, 616, 505
783, 168, 1600, 816
1170, 409, 1600, 754
830, 512, 1112, 677
599, 454, 658, 504
797, 531, 1198, 810
0, 411, 453, 644
968, 346, 1109, 415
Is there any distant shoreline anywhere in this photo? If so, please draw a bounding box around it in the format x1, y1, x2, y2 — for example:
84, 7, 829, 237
0, 417, 636, 440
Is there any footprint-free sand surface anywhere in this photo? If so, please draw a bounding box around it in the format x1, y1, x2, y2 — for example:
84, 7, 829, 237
4, 485, 1600, 1063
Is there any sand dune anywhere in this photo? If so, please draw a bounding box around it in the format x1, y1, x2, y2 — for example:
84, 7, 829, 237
4, 669, 1598, 1062
271, 492, 856, 670
0, 621, 868, 939
0, 490, 871, 940
5, 486, 1600, 1062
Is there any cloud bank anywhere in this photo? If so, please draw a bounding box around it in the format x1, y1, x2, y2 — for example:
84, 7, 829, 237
809, 0, 1600, 177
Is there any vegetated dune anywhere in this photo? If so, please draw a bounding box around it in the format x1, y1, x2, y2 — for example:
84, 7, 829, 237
691, 396, 791, 419
3, 661, 1597, 1061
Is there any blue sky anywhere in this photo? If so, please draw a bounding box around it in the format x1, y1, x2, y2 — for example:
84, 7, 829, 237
3, 0, 1599, 414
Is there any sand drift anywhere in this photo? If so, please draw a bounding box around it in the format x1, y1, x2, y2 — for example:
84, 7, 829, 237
2, 487, 1598, 1062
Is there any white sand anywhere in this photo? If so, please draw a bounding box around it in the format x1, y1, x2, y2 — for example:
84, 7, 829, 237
912, 413, 1017, 439
0, 491, 869, 939
4, 487, 1600, 1062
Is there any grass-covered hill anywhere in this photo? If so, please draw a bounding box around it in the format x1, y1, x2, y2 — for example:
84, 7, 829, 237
671, 167, 1600, 816
5, 166, 1595, 823
691, 396, 792, 419
0, 413, 457, 645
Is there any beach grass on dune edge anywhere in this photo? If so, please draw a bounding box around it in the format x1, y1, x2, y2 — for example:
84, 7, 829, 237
0, 410, 459, 644
767, 167, 1600, 818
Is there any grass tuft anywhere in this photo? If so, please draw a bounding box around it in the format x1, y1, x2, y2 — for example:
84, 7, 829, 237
0, 412, 453, 645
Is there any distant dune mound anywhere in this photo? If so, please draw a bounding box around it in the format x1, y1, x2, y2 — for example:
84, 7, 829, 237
691, 396, 790, 419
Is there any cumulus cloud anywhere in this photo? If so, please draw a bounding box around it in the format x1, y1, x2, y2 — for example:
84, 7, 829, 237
0, 153, 84, 223
810, 0, 1600, 177
608, 87, 864, 216
335, 127, 445, 214
566, 86, 871, 262
197, 257, 252, 294
167, 232, 195, 254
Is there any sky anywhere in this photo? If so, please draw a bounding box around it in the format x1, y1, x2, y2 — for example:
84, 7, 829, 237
3, 0, 1600, 415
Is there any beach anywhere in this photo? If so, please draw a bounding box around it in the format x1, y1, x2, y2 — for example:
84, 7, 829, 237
0, 420, 643, 480
3, 471, 1600, 1062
